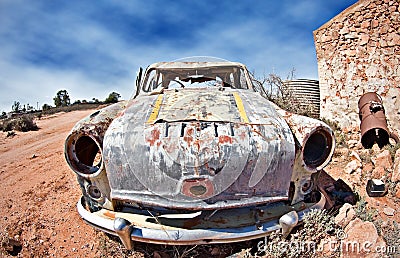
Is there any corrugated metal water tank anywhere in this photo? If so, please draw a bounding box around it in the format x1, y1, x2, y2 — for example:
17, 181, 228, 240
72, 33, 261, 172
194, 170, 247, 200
284, 79, 320, 118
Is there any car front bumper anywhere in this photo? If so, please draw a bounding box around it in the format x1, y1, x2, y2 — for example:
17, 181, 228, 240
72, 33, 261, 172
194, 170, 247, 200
77, 193, 326, 249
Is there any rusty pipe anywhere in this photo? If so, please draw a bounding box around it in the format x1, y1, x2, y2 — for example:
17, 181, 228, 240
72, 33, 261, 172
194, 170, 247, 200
358, 92, 389, 149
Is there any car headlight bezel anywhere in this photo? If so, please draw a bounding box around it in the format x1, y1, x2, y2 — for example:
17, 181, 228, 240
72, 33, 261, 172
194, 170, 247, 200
65, 132, 104, 178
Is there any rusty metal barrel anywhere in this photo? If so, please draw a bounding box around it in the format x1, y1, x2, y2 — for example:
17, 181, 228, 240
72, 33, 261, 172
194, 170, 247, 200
358, 92, 389, 148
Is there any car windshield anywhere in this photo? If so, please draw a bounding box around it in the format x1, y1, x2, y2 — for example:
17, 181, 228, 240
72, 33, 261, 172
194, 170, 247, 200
142, 64, 252, 93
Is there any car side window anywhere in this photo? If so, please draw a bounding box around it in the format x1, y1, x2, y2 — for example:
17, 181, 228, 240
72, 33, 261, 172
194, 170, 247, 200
228, 68, 249, 89
143, 69, 159, 92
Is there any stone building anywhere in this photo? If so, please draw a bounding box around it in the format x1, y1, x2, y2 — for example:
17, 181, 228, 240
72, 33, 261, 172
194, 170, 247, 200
313, 0, 400, 136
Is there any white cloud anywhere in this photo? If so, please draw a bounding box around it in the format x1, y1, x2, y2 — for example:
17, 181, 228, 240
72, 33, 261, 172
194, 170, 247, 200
0, 58, 134, 111
0, 0, 357, 112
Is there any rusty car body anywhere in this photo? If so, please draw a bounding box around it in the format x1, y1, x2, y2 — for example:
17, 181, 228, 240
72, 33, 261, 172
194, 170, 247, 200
65, 57, 335, 249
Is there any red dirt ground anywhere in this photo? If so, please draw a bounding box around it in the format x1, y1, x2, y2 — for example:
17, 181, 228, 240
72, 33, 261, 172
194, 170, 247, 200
0, 110, 101, 257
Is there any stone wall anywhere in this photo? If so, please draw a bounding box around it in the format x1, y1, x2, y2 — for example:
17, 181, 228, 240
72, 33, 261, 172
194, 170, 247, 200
314, 0, 400, 136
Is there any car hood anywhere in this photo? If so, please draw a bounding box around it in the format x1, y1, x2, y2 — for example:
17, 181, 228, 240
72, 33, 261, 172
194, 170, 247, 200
154, 89, 243, 122
103, 89, 295, 209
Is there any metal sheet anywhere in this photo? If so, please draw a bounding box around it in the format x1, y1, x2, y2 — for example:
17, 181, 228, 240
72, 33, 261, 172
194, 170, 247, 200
104, 89, 295, 209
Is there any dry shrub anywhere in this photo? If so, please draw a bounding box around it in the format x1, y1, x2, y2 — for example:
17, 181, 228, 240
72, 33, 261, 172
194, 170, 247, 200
374, 220, 400, 256
0, 114, 38, 132
383, 142, 400, 162
251, 209, 339, 258
252, 72, 317, 118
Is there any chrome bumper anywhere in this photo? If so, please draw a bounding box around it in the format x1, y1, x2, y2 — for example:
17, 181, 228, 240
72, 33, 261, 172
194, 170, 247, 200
77, 194, 325, 249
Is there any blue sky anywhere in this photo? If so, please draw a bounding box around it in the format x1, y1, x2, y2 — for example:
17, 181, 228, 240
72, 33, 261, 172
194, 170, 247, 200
0, 0, 357, 112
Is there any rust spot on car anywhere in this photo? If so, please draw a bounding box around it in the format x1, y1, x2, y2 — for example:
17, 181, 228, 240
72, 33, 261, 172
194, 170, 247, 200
212, 217, 228, 224
181, 178, 214, 198
187, 127, 194, 135
218, 135, 233, 144
183, 136, 194, 145
193, 139, 201, 150
183, 217, 202, 229
103, 210, 116, 219
145, 128, 161, 146
238, 130, 247, 141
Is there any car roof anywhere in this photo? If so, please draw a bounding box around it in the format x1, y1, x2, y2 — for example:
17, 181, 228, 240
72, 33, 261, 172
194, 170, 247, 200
147, 61, 247, 70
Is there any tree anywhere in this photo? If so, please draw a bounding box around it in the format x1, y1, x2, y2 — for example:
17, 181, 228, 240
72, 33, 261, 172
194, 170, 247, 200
104, 92, 121, 104
53, 90, 71, 107
42, 104, 52, 110
12, 101, 21, 113
73, 100, 82, 105
26, 103, 34, 111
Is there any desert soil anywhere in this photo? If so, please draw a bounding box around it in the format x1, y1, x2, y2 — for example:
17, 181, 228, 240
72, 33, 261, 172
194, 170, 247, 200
0, 110, 102, 257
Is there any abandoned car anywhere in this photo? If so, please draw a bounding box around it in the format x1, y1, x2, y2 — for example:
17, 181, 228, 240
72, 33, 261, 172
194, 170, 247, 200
65, 57, 335, 249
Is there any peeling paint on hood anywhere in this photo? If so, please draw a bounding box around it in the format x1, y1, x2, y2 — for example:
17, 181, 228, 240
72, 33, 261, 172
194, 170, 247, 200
152, 89, 243, 123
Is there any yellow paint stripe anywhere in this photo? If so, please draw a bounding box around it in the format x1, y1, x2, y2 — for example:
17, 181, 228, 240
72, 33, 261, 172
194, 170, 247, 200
146, 94, 163, 124
233, 92, 249, 123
